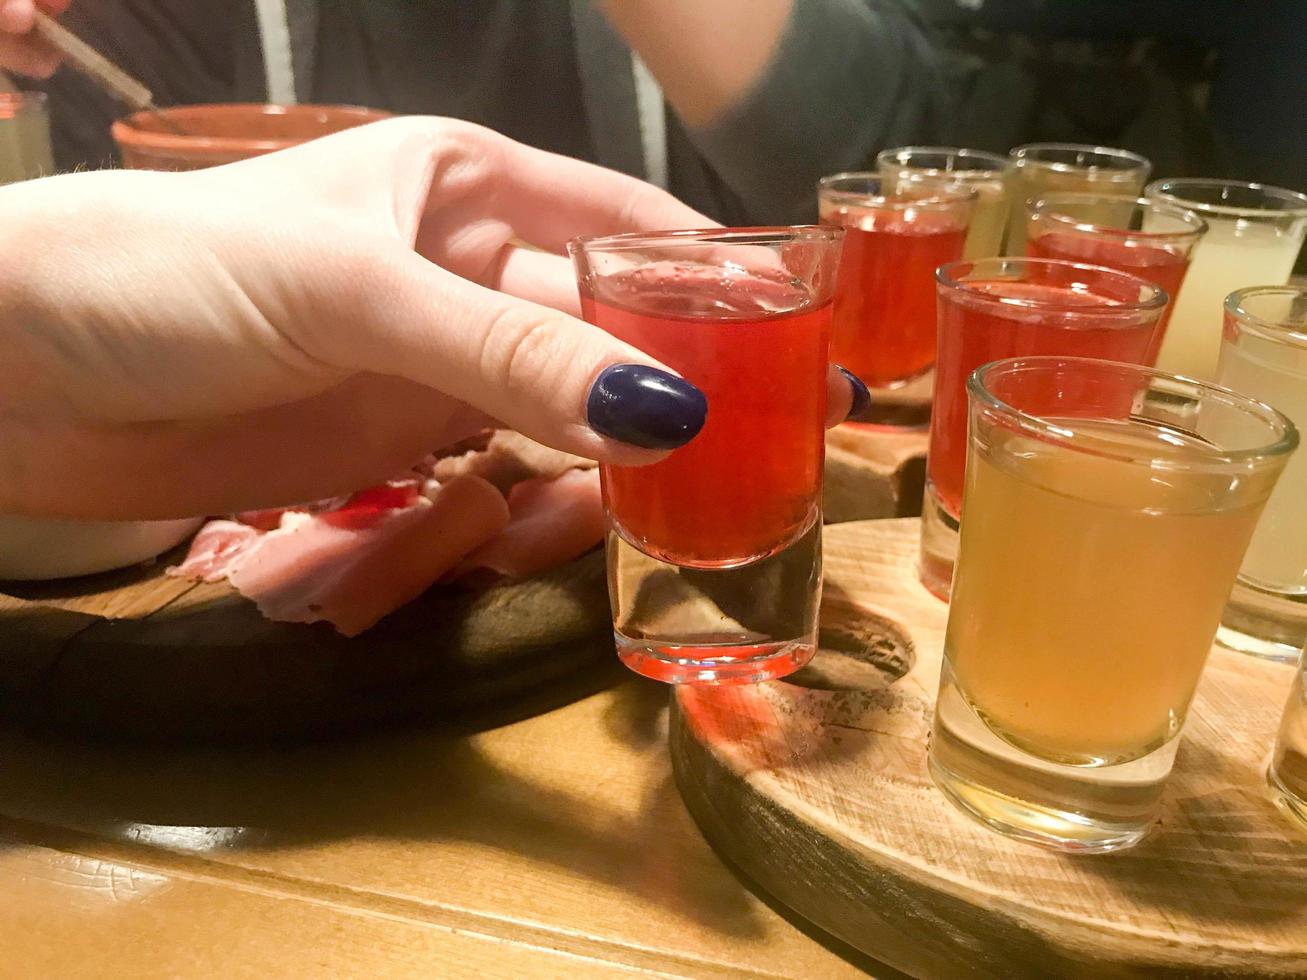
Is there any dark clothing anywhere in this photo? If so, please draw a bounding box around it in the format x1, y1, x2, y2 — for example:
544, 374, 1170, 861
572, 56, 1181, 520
34, 0, 948, 225
30, 0, 1302, 225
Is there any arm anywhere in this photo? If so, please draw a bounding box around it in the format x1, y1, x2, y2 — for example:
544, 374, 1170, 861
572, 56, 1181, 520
601, 0, 951, 224
597, 0, 793, 129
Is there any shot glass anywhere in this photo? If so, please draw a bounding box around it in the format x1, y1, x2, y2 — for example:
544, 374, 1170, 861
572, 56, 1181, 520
876, 146, 1013, 258
1026, 193, 1206, 361
1145, 179, 1307, 381
1215, 286, 1307, 661
931, 356, 1296, 852
568, 227, 843, 685
921, 259, 1166, 600
1270, 645, 1307, 827
818, 173, 974, 425
1007, 143, 1151, 252
0, 91, 54, 184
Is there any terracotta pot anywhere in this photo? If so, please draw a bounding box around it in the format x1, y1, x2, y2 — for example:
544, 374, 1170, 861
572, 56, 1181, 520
111, 103, 392, 171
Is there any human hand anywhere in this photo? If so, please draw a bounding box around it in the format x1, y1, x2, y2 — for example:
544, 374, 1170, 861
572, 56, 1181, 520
0, 0, 69, 78
0, 117, 864, 520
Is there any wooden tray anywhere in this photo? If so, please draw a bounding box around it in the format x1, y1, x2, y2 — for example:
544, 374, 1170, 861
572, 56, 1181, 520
0, 548, 613, 742
671, 519, 1307, 978
0, 433, 926, 744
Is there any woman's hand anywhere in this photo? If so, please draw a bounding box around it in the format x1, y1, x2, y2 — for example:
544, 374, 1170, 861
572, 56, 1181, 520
0, 0, 69, 77
1, 117, 862, 519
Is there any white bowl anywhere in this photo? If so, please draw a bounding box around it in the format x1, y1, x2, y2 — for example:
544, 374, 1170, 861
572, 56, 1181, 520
0, 515, 203, 580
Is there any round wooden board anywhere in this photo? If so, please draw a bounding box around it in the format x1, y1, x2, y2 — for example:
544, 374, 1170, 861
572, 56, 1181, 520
0, 434, 927, 744
671, 519, 1307, 978
0, 547, 613, 742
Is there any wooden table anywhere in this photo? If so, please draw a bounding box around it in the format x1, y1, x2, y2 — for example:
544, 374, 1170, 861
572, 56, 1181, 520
0, 673, 878, 978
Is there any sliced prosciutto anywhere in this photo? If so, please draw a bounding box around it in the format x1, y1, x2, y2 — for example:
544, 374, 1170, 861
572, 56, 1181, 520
430, 429, 595, 492
171, 475, 507, 637
169, 430, 603, 636
459, 468, 604, 581
170, 520, 263, 583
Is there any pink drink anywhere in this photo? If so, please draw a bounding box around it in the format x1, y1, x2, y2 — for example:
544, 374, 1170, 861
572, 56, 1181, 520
921, 259, 1166, 599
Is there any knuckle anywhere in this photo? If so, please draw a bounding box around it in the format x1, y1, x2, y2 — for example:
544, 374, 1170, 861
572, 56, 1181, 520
479, 305, 578, 399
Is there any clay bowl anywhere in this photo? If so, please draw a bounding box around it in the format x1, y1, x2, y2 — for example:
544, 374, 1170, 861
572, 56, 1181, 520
111, 103, 392, 170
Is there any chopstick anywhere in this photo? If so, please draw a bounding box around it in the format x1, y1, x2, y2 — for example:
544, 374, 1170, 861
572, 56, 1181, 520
31, 12, 186, 134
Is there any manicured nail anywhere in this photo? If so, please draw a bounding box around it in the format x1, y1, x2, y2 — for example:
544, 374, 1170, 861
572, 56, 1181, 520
587, 364, 707, 450
838, 365, 872, 421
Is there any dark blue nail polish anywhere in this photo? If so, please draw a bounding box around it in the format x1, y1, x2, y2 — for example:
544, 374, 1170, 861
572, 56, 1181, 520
587, 364, 707, 450
838, 365, 873, 421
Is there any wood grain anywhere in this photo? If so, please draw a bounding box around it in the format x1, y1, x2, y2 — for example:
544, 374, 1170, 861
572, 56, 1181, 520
822, 426, 928, 524
0, 681, 867, 978
672, 519, 1307, 978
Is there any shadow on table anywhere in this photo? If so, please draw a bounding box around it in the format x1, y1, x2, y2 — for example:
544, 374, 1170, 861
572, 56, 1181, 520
0, 674, 770, 944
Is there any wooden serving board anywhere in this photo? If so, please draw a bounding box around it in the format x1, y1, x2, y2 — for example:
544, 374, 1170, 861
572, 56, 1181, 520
671, 519, 1307, 978
0, 548, 614, 742
0, 434, 926, 744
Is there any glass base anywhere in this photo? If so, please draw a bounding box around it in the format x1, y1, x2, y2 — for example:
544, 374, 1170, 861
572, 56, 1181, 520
1268, 763, 1307, 830
615, 633, 815, 685
929, 661, 1171, 853
607, 515, 821, 686
1216, 579, 1307, 663
918, 482, 958, 601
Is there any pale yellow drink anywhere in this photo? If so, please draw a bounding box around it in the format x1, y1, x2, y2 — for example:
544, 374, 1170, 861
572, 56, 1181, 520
1217, 295, 1307, 594
1147, 179, 1307, 381
1007, 144, 1151, 253
877, 147, 1012, 258
1156, 225, 1303, 379
947, 420, 1272, 765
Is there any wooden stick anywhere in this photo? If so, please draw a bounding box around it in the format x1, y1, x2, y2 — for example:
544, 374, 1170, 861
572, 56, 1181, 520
32, 12, 155, 110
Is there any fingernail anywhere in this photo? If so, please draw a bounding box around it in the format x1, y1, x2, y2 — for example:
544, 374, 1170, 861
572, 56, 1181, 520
838, 365, 873, 421
587, 364, 707, 450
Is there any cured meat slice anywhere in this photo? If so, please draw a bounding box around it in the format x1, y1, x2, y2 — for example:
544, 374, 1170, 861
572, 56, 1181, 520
224, 475, 507, 637
430, 430, 595, 493
459, 468, 604, 581
168, 520, 263, 583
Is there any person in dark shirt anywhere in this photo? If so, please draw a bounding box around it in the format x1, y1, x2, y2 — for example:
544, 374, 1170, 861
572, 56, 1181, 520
0, 0, 950, 224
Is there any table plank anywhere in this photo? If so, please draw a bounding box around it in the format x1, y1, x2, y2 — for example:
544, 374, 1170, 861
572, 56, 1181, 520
0, 682, 865, 978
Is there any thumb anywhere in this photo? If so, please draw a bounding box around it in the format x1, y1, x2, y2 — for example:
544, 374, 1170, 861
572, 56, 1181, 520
321, 252, 708, 466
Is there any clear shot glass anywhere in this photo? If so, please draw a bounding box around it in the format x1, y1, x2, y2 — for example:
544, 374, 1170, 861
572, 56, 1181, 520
921, 259, 1166, 600
1007, 143, 1152, 252
569, 226, 843, 684
877, 146, 1013, 259
931, 356, 1296, 852
1270, 644, 1307, 828
817, 173, 973, 425
1145, 179, 1307, 381
1215, 286, 1307, 661
1025, 193, 1206, 362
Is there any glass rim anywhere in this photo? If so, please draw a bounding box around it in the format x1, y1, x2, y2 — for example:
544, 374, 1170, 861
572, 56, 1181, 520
1010, 142, 1150, 174
1027, 193, 1207, 240
567, 225, 842, 255
875, 145, 1013, 176
968, 355, 1299, 468
1225, 285, 1307, 351
1145, 178, 1307, 218
816, 171, 978, 210
935, 257, 1168, 314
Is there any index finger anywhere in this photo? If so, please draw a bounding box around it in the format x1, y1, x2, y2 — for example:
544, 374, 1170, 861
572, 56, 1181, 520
485, 132, 717, 251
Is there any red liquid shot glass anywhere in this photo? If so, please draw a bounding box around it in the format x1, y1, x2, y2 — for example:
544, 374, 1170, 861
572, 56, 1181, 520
1026, 193, 1206, 361
818, 173, 973, 426
920, 258, 1167, 600
569, 227, 843, 684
